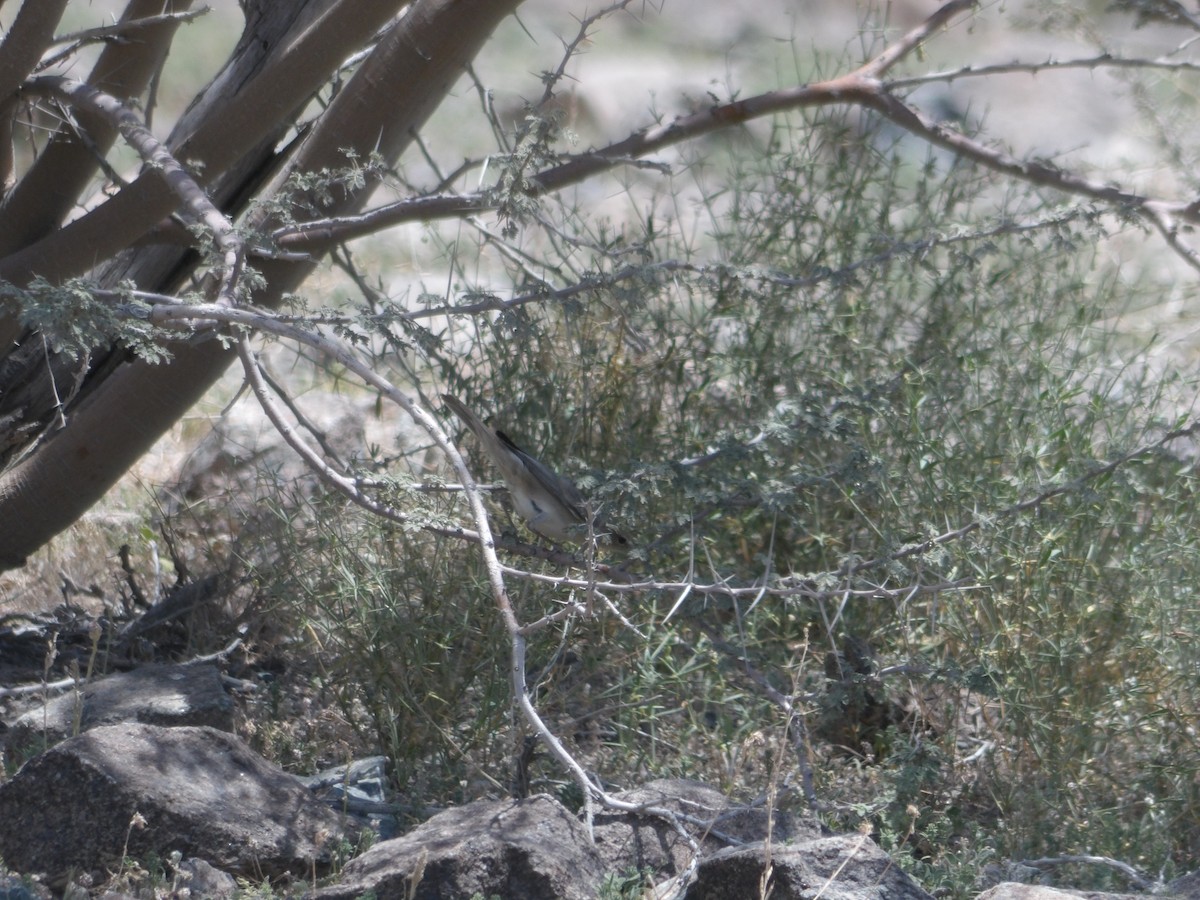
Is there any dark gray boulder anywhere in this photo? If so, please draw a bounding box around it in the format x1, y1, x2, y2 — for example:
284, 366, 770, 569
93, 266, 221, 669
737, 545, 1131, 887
311, 793, 605, 900
4, 663, 234, 756
0, 723, 347, 888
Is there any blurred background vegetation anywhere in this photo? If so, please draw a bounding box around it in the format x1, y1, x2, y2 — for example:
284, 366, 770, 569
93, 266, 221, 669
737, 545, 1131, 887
3, 1, 1200, 897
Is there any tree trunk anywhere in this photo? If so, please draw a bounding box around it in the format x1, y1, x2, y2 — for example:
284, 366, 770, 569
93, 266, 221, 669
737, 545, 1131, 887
0, 0, 522, 568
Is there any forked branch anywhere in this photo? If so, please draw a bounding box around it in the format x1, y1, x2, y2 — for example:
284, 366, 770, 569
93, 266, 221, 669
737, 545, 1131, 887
273, 0, 1200, 274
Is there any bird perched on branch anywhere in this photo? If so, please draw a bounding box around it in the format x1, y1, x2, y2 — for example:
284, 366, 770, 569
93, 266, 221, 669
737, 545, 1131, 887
441, 393, 626, 546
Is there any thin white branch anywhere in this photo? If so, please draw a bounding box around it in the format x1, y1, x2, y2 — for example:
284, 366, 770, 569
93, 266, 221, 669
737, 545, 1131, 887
20, 76, 245, 306
234, 336, 410, 525
49, 8, 210, 48
888, 52, 1200, 90
145, 299, 639, 813
1021, 855, 1155, 891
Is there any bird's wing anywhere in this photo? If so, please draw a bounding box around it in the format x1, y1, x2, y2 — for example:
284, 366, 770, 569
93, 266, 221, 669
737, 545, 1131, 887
443, 394, 624, 543
496, 429, 588, 523
444, 394, 579, 513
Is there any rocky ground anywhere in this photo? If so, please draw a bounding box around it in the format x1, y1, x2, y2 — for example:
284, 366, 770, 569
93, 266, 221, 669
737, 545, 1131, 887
1, 662, 1198, 898
3, 659, 1198, 898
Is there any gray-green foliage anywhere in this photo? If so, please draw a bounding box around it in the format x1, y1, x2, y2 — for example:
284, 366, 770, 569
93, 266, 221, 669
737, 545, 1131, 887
0, 277, 171, 364
242, 89, 1197, 897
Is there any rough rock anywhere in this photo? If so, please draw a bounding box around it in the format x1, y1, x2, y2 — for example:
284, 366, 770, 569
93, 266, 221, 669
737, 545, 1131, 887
176, 858, 239, 898
593, 777, 823, 877
299, 755, 398, 838
311, 794, 605, 900
1170, 870, 1200, 900
978, 885, 1153, 900
0, 723, 347, 887
311, 780, 889, 900
0, 873, 52, 899
3, 664, 233, 756
682, 835, 935, 900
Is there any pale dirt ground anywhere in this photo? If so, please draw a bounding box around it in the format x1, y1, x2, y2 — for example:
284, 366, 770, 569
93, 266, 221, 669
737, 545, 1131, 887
2, 0, 1198, 607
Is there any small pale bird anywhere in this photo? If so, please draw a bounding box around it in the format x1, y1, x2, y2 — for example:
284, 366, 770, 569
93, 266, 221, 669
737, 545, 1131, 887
441, 393, 625, 545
